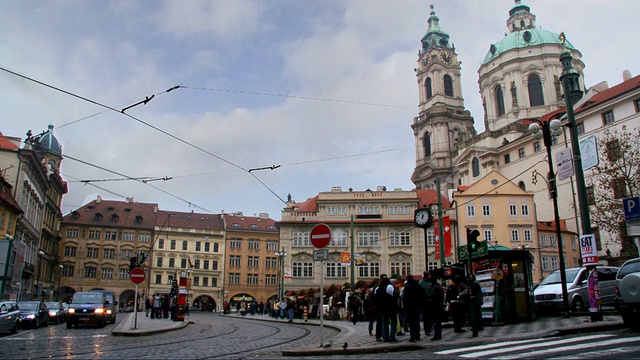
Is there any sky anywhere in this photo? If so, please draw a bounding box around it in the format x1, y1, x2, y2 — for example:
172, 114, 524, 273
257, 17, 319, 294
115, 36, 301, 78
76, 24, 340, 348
2, 0, 639, 221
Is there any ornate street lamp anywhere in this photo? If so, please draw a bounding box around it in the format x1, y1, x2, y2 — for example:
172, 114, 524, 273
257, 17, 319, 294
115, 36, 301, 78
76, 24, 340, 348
275, 248, 286, 300
529, 118, 570, 317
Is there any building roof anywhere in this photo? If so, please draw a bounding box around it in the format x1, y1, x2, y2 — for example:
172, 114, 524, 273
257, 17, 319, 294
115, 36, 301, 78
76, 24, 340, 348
576, 73, 640, 113
420, 4, 454, 53
223, 213, 278, 232
35, 124, 62, 156
156, 210, 224, 231
63, 197, 159, 230
0, 177, 23, 215
415, 189, 451, 208
0, 133, 19, 151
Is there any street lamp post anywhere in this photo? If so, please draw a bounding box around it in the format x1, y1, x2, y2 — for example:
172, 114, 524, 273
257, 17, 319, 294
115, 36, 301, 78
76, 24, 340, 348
56, 265, 63, 301
275, 248, 286, 300
35, 250, 44, 300
529, 118, 570, 317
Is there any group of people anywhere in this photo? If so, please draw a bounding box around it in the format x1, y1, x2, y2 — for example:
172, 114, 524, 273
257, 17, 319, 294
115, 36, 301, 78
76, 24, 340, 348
144, 294, 187, 320
363, 271, 482, 343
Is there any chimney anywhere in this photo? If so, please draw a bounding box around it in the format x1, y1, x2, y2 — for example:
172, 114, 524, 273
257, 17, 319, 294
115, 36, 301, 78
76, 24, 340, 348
96, 195, 102, 203
623, 70, 632, 82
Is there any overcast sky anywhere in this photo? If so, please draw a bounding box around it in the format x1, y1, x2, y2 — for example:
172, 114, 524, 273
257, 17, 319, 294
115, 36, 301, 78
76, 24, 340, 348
2, 0, 638, 220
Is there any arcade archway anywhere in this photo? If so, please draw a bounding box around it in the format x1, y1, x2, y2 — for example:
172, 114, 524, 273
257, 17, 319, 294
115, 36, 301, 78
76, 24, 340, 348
193, 295, 216, 312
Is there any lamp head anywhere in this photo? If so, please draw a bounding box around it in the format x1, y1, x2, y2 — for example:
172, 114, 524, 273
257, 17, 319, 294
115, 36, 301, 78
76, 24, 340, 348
549, 119, 563, 136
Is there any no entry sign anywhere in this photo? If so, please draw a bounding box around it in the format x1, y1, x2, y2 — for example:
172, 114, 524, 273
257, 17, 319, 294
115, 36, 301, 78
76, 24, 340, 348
130, 267, 146, 284
310, 223, 332, 249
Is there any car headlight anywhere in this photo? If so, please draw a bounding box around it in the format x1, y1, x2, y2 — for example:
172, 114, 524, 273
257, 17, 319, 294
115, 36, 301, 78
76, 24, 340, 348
556, 294, 563, 299
106, 309, 112, 315
68, 308, 75, 314
49, 310, 57, 316
94, 308, 104, 314
26, 314, 35, 319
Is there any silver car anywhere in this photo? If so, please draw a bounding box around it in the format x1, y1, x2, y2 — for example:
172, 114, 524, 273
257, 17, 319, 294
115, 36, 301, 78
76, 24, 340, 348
0, 300, 20, 334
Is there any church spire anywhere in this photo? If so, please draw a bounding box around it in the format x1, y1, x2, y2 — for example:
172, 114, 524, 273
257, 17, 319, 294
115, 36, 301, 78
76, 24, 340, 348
421, 4, 453, 53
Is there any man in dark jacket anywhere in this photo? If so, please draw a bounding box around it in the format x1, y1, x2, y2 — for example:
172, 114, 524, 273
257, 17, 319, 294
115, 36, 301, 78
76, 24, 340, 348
430, 278, 445, 340
402, 275, 426, 342
418, 271, 433, 336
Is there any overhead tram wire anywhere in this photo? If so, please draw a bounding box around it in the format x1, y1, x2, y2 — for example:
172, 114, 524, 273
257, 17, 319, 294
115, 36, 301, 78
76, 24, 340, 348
64, 154, 215, 214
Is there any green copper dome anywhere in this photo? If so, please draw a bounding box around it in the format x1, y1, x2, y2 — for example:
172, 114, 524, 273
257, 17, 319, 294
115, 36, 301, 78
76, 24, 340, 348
482, 28, 576, 65
37, 124, 62, 155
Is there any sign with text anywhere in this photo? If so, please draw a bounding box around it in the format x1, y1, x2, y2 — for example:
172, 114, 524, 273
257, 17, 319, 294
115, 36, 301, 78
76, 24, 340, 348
623, 197, 640, 221
434, 216, 452, 259
313, 249, 329, 261
556, 147, 574, 181
310, 223, 332, 249
580, 135, 599, 170
340, 251, 351, 266
580, 234, 599, 265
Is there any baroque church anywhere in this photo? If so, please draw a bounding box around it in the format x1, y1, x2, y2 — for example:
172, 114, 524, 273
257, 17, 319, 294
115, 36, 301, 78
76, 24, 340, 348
411, 1, 584, 192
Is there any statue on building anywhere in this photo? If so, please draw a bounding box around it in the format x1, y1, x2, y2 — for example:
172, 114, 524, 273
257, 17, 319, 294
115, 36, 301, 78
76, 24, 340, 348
510, 81, 518, 107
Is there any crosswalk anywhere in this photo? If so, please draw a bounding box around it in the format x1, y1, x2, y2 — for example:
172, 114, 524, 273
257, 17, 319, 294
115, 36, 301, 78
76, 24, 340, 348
435, 333, 640, 359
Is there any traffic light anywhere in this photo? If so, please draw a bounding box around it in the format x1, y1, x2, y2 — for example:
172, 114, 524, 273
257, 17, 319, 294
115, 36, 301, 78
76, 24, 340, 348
467, 229, 481, 254
129, 256, 138, 270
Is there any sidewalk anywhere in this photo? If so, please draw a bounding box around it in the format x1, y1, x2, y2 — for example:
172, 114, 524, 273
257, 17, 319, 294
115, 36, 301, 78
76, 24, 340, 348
111, 311, 190, 336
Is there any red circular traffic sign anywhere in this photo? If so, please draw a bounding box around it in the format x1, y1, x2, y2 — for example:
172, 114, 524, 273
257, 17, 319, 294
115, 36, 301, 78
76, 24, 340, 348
310, 223, 332, 249
130, 267, 146, 284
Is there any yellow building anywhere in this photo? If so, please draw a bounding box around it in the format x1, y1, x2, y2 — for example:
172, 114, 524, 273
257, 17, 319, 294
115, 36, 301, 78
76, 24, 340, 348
148, 210, 225, 312
0, 176, 23, 300
536, 220, 581, 282
222, 212, 279, 308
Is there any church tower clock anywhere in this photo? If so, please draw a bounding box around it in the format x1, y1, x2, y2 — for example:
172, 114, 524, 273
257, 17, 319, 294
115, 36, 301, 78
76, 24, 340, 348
411, 5, 475, 191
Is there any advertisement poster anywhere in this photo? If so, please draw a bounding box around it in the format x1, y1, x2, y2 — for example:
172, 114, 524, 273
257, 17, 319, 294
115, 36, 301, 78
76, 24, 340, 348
588, 268, 601, 312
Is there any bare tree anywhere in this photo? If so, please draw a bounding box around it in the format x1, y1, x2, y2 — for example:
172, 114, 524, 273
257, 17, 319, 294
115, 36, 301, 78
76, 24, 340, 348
587, 125, 639, 256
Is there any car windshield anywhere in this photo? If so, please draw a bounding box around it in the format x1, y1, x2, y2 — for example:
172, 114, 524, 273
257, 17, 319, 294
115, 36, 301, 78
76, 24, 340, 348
45, 302, 61, 309
18, 302, 38, 310
73, 294, 103, 304
539, 268, 580, 285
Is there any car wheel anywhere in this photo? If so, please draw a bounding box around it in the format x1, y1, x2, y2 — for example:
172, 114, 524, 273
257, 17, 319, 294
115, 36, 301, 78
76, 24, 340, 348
66, 321, 72, 329
10, 323, 17, 334
34, 320, 39, 329
571, 297, 584, 312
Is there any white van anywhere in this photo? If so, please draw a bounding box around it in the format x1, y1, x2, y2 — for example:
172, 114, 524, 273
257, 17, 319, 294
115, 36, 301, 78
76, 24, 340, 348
534, 265, 619, 312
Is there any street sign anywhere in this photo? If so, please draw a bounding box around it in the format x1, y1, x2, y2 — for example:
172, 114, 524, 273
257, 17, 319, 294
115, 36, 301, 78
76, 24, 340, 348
580, 234, 599, 266
623, 197, 640, 221
457, 241, 488, 261
129, 267, 146, 284
580, 135, 599, 170
310, 223, 332, 249
556, 147, 574, 181
313, 249, 329, 261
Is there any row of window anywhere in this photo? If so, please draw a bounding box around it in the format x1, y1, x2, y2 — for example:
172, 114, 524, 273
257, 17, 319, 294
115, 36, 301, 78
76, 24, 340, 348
494, 74, 544, 117
66, 229, 150, 242
64, 246, 141, 260
156, 257, 219, 270
292, 231, 412, 247
228, 256, 277, 268
227, 238, 278, 251
325, 205, 411, 216
156, 274, 219, 287
424, 74, 454, 99
158, 239, 221, 252
465, 204, 530, 218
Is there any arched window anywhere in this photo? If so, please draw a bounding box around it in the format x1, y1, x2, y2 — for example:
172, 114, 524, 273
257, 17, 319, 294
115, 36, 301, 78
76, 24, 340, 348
444, 75, 453, 96
518, 181, 526, 191
495, 85, 505, 116
472, 157, 480, 178
423, 132, 431, 157
528, 74, 544, 106
426, 78, 433, 99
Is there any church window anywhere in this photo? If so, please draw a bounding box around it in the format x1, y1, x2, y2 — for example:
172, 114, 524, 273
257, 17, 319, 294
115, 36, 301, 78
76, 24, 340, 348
443, 75, 453, 96
518, 181, 526, 191
423, 132, 431, 157
528, 75, 544, 106
426, 78, 433, 99
472, 157, 480, 178
495, 86, 505, 116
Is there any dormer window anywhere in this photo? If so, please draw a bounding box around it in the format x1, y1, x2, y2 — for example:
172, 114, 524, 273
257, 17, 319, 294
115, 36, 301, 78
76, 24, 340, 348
94, 213, 103, 221
111, 214, 119, 222
230, 223, 242, 228
71, 212, 80, 220
249, 224, 259, 229
135, 215, 143, 224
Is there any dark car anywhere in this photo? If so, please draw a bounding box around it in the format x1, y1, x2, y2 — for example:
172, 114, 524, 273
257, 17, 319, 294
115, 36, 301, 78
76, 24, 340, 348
0, 300, 20, 334
17, 301, 49, 329
66, 292, 108, 328
45, 302, 65, 324
91, 290, 117, 324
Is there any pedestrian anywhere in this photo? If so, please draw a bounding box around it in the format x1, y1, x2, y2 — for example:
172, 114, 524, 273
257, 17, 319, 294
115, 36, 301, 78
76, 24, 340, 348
447, 275, 467, 333
379, 275, 398, 343
145, 296, 151, 317
279, 298, 287, 319
403, 274, 426, 342
468, 275, 484, 336
286, 298, 294, 322
430, 278, 445, 340
418, 271, 433, 336
364, 285, 378, 336
152, 295, 161, 319
162, 295, 170, 319
373, 276, 386, 342
348, 292, 361, 325
170, 296, 177, 321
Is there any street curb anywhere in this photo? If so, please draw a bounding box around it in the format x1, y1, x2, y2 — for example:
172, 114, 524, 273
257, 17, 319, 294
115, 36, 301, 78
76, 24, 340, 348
282, 344, 424, 357
552, 320, 626, 336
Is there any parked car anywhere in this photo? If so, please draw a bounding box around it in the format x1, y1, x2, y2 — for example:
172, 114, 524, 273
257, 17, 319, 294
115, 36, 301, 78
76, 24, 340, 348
66, 292, 108, 328
534, 265, 619, 312
45, 302, 65, 324
90, 290, 117, 324
614, 258, 640, 330
17, 301, 49, 329
0, 300, 20, 334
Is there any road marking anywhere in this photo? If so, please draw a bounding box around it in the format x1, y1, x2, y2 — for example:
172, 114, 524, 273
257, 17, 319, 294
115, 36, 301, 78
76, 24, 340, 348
494, 337, 640, 359
458, 334, 614, 358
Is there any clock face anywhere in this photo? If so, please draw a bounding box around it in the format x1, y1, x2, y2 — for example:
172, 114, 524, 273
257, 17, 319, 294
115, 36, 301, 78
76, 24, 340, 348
414, 208, 431, 226
441, 51, 452, 64
421, 57, 429, 67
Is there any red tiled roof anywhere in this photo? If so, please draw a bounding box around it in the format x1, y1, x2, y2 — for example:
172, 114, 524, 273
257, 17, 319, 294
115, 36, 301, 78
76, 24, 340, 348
223, 213, 278, 232
292, 195, 319, 212
537, 219, 572, 233
63, 199, 160, 230
157, 210, 224, 231
0, 133, 19, 151
415, 189, 451, 208
0, 178, 23, 214
576, 74, 640, 113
